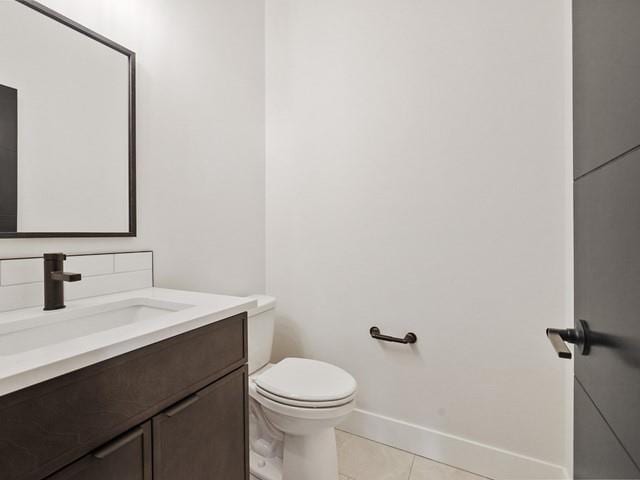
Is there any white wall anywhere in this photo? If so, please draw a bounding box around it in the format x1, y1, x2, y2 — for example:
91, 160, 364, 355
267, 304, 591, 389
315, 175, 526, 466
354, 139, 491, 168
266, 0, 572, 478
1, 0, 265, 296
1, 1, 574, 476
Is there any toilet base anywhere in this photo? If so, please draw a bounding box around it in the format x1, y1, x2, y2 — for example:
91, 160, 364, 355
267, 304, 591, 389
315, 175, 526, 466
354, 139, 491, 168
282, 427, 339, 480
250, 451, 282, 480
251, 428, 340, 480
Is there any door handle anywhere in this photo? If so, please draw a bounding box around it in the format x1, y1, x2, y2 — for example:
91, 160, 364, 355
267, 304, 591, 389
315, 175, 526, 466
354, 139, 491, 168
93, 427, 143, 459
164, 394, 200, 417
546, 319, 591, 359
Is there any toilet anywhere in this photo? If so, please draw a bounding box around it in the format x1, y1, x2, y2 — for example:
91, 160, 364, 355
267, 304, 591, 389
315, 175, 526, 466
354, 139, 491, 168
246, 295, 357, 480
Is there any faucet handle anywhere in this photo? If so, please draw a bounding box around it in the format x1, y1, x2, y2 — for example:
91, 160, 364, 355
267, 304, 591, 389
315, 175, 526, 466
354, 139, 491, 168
50, 272, 82, 282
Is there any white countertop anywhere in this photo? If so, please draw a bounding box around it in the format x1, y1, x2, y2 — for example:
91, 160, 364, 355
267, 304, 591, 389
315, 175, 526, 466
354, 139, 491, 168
0, 288, 257, 397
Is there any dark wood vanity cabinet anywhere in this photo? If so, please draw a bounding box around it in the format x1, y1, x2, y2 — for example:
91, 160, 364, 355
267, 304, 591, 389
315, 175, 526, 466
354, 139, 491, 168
0, 313, 249, 480
47, 423, 152, 480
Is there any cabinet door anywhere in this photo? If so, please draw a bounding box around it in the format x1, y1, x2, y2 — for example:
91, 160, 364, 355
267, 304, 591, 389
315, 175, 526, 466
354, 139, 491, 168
153, 366, 248, 480
47, 422, 151, 480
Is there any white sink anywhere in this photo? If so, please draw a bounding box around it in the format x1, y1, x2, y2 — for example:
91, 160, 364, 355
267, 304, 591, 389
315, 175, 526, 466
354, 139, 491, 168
0, 287, 257, 397
0, 298, 192, 356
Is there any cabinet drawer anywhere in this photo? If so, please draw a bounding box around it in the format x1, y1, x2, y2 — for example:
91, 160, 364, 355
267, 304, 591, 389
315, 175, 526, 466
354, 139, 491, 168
153, 367, 249, 480
46, 422, 152, 480
0, 313, 247, 480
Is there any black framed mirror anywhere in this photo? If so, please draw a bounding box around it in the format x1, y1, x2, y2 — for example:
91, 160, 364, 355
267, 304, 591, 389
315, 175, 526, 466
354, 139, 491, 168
0, 0, 136, 238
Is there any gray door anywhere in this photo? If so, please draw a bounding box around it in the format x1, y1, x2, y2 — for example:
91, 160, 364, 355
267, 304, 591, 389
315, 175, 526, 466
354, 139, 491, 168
572, 1, 640, 478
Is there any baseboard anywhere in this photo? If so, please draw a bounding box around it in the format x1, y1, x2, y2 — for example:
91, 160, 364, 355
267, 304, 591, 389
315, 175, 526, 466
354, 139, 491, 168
339, 409, 569, 480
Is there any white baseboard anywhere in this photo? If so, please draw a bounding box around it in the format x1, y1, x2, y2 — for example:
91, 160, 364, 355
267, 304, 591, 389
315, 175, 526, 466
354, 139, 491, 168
339, 409, 568, 480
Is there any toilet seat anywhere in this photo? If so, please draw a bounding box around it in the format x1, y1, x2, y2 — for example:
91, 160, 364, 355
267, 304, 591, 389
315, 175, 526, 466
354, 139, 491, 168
250, 381, 356, 420
256, 385, 356, 408
254, 358, 357, 406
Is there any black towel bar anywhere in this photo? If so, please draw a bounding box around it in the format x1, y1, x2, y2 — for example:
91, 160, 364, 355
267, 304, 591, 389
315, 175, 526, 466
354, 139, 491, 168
369, 327, 417, 344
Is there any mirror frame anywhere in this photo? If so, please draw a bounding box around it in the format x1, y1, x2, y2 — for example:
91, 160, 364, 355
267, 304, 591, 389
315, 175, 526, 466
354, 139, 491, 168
1, 0, 136, 238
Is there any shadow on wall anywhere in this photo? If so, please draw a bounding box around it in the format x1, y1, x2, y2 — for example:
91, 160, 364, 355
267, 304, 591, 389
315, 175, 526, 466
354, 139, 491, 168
272, 314, 304, 362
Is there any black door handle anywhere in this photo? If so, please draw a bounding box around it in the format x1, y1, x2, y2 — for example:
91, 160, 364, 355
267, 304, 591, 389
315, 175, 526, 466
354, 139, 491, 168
93, 427, 143, 459
546, 320, 591, 359
164, 394, 200, 417
370, 327, 417, 344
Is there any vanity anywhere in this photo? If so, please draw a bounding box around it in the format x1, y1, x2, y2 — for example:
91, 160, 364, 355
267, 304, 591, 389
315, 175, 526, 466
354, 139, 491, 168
0, 283, 257, 480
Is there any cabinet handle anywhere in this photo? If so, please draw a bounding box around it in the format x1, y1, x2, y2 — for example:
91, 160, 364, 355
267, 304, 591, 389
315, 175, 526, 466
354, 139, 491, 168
164, 394, 200, 417
93, 428, 143, 459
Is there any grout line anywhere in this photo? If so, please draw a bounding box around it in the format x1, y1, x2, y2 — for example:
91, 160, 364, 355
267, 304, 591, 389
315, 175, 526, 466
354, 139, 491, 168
0, 250, 153, 262
0, 269, 152, 288
408, 455, 416, 480
0, 280, 42, 288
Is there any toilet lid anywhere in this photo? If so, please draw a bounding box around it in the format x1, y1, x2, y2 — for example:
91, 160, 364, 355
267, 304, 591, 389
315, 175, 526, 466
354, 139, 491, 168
254, 358, 357, 403
255, 385, 356, 408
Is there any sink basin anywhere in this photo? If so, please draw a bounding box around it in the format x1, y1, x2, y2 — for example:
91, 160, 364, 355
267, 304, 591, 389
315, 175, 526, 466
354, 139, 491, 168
0, 298, 192, 356
0, 287, 257, 397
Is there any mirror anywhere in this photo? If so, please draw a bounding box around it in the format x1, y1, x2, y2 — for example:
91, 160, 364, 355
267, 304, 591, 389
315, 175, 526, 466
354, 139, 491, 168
0, 0, 135, 238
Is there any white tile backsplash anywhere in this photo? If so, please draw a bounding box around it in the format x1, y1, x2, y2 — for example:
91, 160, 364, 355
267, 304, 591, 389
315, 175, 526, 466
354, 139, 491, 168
66, 270, 153, 300
0, 258, 42, 286
0, 282, 43, 311
0, 252, 153, 312
114, 252, 153, 273
65, 254, 114, 277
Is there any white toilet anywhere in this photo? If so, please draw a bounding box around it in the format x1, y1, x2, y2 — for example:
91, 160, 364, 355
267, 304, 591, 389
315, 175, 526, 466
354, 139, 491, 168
246, 295, 357, 480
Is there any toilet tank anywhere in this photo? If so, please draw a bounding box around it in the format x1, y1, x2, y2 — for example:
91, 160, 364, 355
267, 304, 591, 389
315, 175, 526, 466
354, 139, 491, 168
246, 295, 276, 375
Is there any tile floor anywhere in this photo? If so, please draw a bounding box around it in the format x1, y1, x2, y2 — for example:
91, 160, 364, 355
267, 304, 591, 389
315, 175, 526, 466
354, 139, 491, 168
336, 430, 489, 480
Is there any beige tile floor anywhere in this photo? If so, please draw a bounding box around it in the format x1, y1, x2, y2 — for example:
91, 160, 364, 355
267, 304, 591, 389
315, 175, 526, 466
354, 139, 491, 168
337, 430, 489, 480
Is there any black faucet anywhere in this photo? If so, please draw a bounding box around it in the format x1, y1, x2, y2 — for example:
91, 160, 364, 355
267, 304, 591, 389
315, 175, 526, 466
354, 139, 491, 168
43, 253, 82, 311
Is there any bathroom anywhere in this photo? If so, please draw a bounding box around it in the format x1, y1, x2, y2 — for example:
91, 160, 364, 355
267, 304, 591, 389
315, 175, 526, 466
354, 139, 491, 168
0, 0, 637, 479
